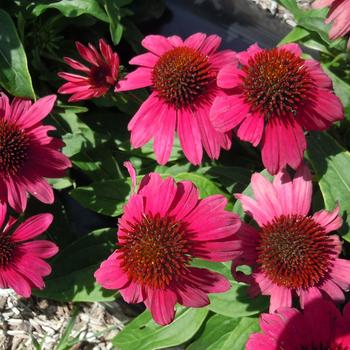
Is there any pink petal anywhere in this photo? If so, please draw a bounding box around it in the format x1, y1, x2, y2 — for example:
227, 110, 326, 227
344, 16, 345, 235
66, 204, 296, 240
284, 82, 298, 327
177, 109, 203, 165
94, 255, 130, 290
304, 59, 332, 89
199, 34, 222, 55
0, 92, 11, 120
148, 288, 177, 325
312, 0, 335, 8
141, 35, 174, 56
64, 57, 90, 72
58, 81, 92, 94
168, 181, 199, 221
176, 282, 210, 307
153, 104, 177, 165
167, 35, 183, 47
11, 214, 53, 242
17, 95, 57, 129
129, 52, 159, 67
320, 279, 345, 303
272, 170, 294, 215
76, 42, 99, 65
237, 43, 263, 65
6, 177, 27, 213
235, 194, 271, 226
269, 286, 292, 312
115, 68, 152, 92
236, 112, 264, 147
208, 50, 237, 71
0, 202, 6, 229
20, 240, 59, 259
217, 64, 244, 89
120, 281, 144, 303
8, 98, 31, 124
279, 43, 303, 56
291, 164, 312, 216
124, 161, 137, 193
312, 206, 342, 233
297, 287, 322, 308
57, 72, 89, 83
210, 95, 249, 132
184, 33, 206, 50
246, 333, 278, 350
1, 269, 32, 297
329, 259, 350, 289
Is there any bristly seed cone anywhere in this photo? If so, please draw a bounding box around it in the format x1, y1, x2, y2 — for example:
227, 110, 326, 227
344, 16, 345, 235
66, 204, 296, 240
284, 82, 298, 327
0, 119, 29, 176
152, 47, 215, 109
120, 214, 191, 289
242, 48, 314, 117
258, 215, 336, 289
0, 234, 15, 268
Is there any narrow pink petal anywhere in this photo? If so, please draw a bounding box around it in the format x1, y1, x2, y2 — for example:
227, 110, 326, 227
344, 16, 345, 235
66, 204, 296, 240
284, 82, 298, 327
217, 64, 244, 89
58, 72, 89, 83
17, 95, 57, 129
272, 170, 294, 215
149, 289, 177, 325
251, 173, 283, 219
129, 52, 159, 67
210, 95, 249, 132
235, 194, 271, 226
312, 206, 342, 233
8, 98, 31, 124
168, 181, 199, 221
192, 239, 239, 261
124, 161, 137, 193
141, 35, 174, 56
292, 164, 312, 216
6, 177, 27, 213
153, 104, 177, 165
199, 34, 221, 55
115, 68, 152, 92
76, 42, 99, 65
279, 43, 302, 56
0, 202, 6, 229
177, 109, 203, 165
69, 89, 101, 102
195, 106, 222, 160
138, 172, 163, 196
64, 57, 90, 72
11, 214, 53, 242
58, 81, 92, 94
184, 33, 206, 50
0, 92, 11, 120
94, 256, 130, 290
120, 281, 144, 303
236, 112, 264, 146
329, 259, 350, 289
176, 282, 209, 307
19, 240, 58, 258
208, 50, 237, 71
1, 269, 32, 297
269, 286, 292, 312
167, 35, 183, 47
320, 279, 345, 303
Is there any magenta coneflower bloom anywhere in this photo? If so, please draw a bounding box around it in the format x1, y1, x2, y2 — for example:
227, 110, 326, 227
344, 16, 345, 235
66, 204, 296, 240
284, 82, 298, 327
58, 39, 120, 102
0, 93, 71, 212
0, 203, 58, 297
95, 162, 241, 325
246, 300, 350, 349
313, 0, 350, 49
115, 33, 237, 165
232, 165, 350, 312
210, 43, 343, 174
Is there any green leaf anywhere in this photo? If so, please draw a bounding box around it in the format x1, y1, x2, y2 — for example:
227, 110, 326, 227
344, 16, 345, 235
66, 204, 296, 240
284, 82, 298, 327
187, 314, 240, 350
34, 228, 118, 302
33, 0, 109, 22
208, 284, 268, 318
113, 307, 209, 350
307, 132, 350, 241
206, 316, 260, 350
0, 9, 35, 98
276, 0, 303, 19
104, 0, 129, 44
70, 179, 131, 216
279, 26, 309, 45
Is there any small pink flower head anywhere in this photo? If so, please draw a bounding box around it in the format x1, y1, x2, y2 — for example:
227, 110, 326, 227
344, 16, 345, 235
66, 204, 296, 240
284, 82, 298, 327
0, 92, 71, 212
58, 39, 120, 102
210, 43, 344, 174
95, 162, 241, 325
232, 164, 350, 312
246, 299, 350, 349
313, 0, 350, 49
0, 203, 58, 297
115, 33, 237, 165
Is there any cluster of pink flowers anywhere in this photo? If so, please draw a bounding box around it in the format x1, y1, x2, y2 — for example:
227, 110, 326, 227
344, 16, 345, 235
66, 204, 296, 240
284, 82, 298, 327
1, 13, 348, 347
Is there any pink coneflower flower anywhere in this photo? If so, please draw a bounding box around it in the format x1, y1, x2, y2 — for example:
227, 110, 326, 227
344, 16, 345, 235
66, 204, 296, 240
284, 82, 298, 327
0, 92, 71, 212
0, 203, 58, 297
58, 39, 119, 102
95, 162, 241, 325
246, 300, 350, 349
232, 165, 350, 312
210, 43, 343, 174
313, 0, 350, 49
115, 33, 237, 165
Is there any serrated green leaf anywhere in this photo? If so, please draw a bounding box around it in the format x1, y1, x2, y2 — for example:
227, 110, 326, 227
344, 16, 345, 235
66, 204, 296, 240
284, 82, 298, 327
33, 0, 109, 22
307, 132, 350, 241
113, 307, 209, 350
0, 9, 35, 98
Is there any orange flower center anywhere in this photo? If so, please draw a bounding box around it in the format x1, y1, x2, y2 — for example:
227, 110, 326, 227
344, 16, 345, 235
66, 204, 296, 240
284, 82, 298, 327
152, 47, 215, 109
258, 215, 336, 289
0, 234, 15, 268
0, 119, 29, 176
120, 214, 191, 289
242, 48, 314, 117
